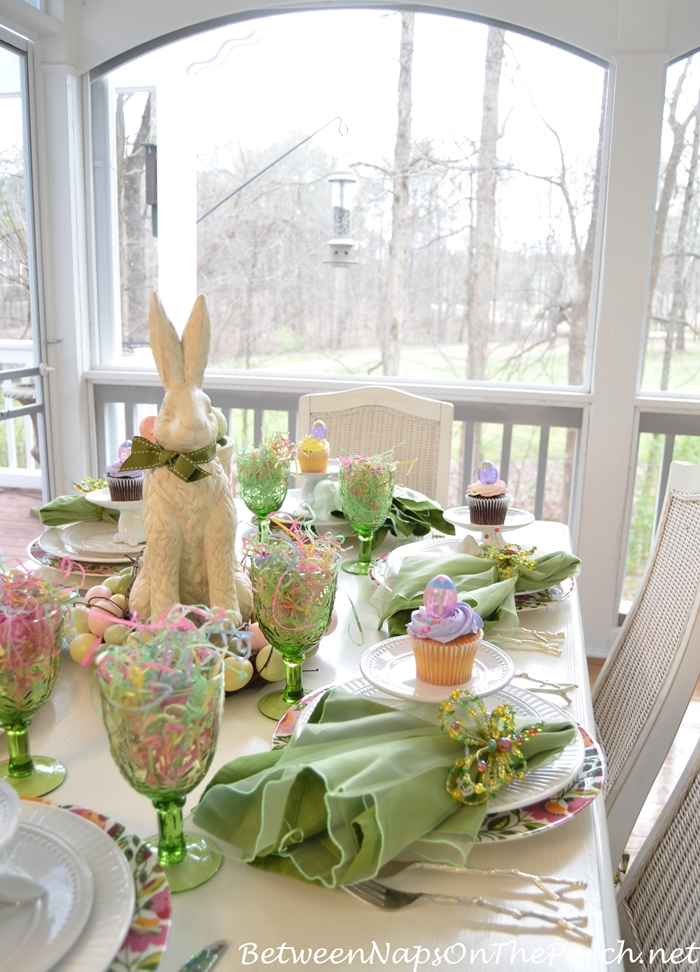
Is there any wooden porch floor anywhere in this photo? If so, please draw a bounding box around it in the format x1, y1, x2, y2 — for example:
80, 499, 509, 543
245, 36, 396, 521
0, 488, 696, 867
0, 486, 42, 561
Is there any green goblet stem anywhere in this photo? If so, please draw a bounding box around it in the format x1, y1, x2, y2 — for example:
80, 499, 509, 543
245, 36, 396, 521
153, 795, 188, 867
4, 718, 33, 778
282, 652, 305, 705
357, 534, 373, 570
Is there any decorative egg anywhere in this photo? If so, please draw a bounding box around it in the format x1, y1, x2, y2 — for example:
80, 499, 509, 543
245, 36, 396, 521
117, 440, 132, 463
84, 585, 114, 605
310, 420, 327, 439
139, 416, 157, 443
423, 574, 458, 618
478, 460, 499, 485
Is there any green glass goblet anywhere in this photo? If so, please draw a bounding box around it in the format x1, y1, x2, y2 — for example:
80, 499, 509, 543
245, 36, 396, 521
0, 598, 66, 797
98, 638, 224, 893
249, 536, 341, 720
339, 457, 396, 574
237, 449, 291, 539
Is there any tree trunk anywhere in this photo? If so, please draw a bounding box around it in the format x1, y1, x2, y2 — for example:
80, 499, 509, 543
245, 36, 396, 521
661, 100, 700, 390
467, 26, 505, 381
384, 11, 414, 376
116, 93, 156, 345
562, 79, 607, 518
648, 62, 693, 328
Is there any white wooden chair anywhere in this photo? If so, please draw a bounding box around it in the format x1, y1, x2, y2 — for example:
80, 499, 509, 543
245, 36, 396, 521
593, 461, 700, 871
297, 386, 454, 505
617, 731, 700, 969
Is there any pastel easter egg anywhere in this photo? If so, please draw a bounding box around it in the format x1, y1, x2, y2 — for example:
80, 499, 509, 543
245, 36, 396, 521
310, 420, 327, 439
478, 460, 499, 485
87, 600, 123, 637
424, 574, 458, 618
212, 407, 228, 437
139, 415, 157, 443
84, 585, 114, 605
117, 439, 132, 462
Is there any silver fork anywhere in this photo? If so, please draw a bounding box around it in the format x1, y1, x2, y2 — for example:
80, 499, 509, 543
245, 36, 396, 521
377, 860, 587, 901
343, 880, 592, 946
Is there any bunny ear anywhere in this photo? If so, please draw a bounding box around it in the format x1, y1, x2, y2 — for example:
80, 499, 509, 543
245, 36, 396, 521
181, 294, 211, 388
149, 293, 185, 389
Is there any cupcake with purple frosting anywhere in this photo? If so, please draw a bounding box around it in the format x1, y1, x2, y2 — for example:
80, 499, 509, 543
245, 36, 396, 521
105, 440, 143, 502
407, 574, 483, 685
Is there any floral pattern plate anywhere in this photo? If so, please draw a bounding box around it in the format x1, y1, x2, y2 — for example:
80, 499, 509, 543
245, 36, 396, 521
62, 807, 172, 972
271, 682, 604, 841
514, 577, 576, 611
28, 537, 117, 577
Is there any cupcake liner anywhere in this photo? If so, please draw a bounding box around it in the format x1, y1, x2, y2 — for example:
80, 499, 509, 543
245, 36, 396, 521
410, 632, 482, 685
106, 473, 144, 502
298, 446, 330, 473
466, 493, 510, 525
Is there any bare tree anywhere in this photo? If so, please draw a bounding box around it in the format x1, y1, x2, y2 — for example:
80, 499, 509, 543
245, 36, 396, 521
467, 26, 505, 382
384, 11, 415, 376
0, 158, 30, 338
661, 96, 700, 389
648, 62, 696, 328
116, 92, 157, 346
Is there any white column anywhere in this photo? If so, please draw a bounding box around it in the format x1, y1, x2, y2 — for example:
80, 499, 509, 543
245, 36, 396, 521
577, 51, 667, 654
35, 61, 95, 495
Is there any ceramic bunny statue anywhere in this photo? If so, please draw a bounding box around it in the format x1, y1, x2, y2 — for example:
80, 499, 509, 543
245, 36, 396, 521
128, 293, 253, 622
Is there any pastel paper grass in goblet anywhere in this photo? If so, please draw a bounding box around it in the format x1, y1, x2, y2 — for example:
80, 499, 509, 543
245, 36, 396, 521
338, 455, 396, 574
236, 434, 292, 538
248, 534, 342, 720
0, 583, 66, 797
97, 633, 225, 893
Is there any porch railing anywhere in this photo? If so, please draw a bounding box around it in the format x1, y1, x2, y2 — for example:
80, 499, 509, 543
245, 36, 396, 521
89, 372, 586, 529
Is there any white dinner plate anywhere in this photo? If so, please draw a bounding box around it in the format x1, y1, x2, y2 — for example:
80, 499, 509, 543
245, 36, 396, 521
63, 522, 144, 557
37, 527, 134, 567
0, 821, 94, 972
285, 679, 585, 814
360, 635, 514, 702
443, 506, 535, 531
18, 802, 135, 972
0, 779, 20, 852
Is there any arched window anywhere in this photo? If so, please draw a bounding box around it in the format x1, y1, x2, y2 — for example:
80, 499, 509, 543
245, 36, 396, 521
92, 10, 607, 390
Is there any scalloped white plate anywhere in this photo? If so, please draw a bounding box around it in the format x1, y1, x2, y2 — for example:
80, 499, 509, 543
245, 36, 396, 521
360, 635, 514, 703
0, 820, 94, 972
277, 679, 585, 815
17, 802, 135, 972
0, 779, 20, 852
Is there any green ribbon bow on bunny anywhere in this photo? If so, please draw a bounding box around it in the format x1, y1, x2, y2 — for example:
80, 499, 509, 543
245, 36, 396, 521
120, 434, 218, 482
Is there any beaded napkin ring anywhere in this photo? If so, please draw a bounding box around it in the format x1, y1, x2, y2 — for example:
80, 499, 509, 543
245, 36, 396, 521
439, 691, 543, 806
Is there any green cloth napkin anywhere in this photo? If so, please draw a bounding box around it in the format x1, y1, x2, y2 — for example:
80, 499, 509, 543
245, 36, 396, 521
194, 688, 575, 888
326, 485, 455, 546
38, 495, 119, 526
375, 486, 456, 545
376, 549, 581, 638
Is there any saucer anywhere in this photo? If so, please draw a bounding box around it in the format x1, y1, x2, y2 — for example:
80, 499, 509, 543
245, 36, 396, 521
360, 635, 514, 703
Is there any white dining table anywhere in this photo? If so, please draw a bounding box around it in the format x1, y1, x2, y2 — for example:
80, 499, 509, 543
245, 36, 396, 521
7, 519, 621, 972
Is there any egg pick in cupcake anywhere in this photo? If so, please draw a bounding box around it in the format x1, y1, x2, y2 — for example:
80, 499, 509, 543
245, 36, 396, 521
297, 420, 330, 473
407, 574, 483, 686
466, 459, 511, 526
